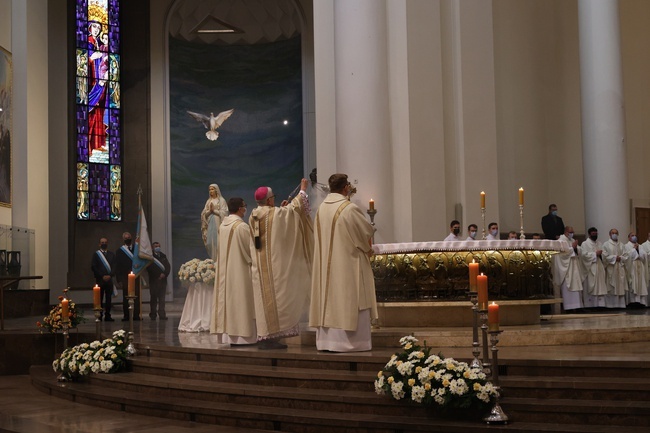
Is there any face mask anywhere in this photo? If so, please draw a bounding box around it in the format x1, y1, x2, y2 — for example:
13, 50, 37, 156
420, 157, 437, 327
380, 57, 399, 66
589, 235, 598, 242
567, 233, 574, 239
490, 229, 498, 236
611, 234, 618, 242
124, 238, 132, 246
551, 210, 558, 217
453, 228, 460, 235
154, 247, 161, 253
100, 243, 108, 250
631, 236, 638, 243
469, 231, 477, 239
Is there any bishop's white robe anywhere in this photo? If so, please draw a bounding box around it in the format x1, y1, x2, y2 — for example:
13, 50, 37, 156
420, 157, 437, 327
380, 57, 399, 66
579, 238, 607, 308
624, 242, 647, 306
249, 192, 314, 341
552, 234, 584, 311
641, 240, 650, 288
210, 214, 256, 344
309, 193, 378, 352
601, 239, 628, 308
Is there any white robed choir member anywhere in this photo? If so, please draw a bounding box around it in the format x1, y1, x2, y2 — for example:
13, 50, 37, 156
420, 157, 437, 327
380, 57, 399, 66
624, 234, 647, 306
640, 235, 650, 289
601, 229, 627, 308
579, 229, 607, 308
249, 179, 314, 349
309, 173, 378, 352
551, 227, 584, 311
210, 198, 257, 345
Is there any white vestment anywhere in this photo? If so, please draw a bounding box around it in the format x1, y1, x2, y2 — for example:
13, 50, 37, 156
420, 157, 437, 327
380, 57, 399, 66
249, 192, 313, 341
641, 240, 650, 288
552, 234, 584, 310
624, 242, 647, 306
578, 238, 607, 308
601, 239, 628, 308
309, 193, 377, 352
443, 233, 460, 241
486, 233, 499, 240
210, 214, 256, 344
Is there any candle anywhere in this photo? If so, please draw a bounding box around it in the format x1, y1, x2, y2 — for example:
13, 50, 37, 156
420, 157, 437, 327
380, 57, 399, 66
93, 284, 101, 309
518, 187, 524, 206
469, 260, 479, 293
477, 273, 488, 309
128, 271, 136, 297
61, 298, 70, 323
369, 199, 375, 211
488, 302, 499, 331
480, 191, 486, 209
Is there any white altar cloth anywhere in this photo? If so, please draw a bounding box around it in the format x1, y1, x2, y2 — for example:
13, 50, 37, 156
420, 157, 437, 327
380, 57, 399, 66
178, 281, 213, 333
372, 239, 567, 255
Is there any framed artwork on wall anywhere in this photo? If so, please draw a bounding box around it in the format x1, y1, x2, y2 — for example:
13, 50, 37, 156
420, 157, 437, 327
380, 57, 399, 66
0, 45, 11, 207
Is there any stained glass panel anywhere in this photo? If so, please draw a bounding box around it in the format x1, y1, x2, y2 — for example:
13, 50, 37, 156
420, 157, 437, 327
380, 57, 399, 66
75, 0, 121, 220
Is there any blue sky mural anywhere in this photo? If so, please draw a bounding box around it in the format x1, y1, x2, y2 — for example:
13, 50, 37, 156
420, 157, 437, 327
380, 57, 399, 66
169, 36, 303, 274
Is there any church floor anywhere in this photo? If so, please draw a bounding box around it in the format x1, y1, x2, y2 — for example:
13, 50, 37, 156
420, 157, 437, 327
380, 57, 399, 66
1, 299, 649, 432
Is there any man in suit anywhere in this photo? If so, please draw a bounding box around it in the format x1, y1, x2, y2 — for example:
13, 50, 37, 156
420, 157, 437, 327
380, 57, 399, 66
147, 241, 171, 320
91, 237, 115, 321
541, 204, 565, 240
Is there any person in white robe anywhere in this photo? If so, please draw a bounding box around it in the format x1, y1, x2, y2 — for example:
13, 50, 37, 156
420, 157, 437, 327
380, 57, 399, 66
466, 224, 478, 241
443, 220, 461, 241
623, 232, 647, 306
552, 226, 584, 311
211, 197, 256, 345
249, 178, 313, 349
601, 228, 628, 308
309, 173, 378, 352
486, 222, 499, 240
640, 233, 650, 289
579, 227, 607, 308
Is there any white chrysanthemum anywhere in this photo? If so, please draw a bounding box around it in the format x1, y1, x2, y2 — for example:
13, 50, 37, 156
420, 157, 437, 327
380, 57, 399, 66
100, 360, 113, 372
399, 335, 418, 346
397, 361, 414, 376
408, 350, 425, 360
91, 362, 101, 373
52, 359, 59, 372
418, 367, 431, 383
390, 381, 405, 400
425, 355, 442, 366
411, 385, 426, 403
374, 376, 386, 395
449, 378, 469, 396
434, 394, 445, 405
90, 341, 100, 349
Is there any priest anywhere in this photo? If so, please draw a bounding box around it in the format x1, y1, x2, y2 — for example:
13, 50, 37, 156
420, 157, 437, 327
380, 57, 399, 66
551, 226, 584, 311
249, 179, 313, 349
579, 227, 607, 308
601, 228, 628, 308
624, 232, 647, 306
211, 197, 256, 345
310, 173, 377, 352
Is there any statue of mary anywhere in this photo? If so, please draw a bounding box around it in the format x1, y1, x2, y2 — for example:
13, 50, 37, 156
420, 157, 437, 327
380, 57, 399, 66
201, 183, 228, 259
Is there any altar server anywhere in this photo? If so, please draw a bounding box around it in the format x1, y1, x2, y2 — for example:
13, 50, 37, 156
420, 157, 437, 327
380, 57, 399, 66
211, 197, 256, 344
486, 222, 499, 240
443, 220, 461, 241
310, 173, 377, 352
624, 232, 647, 306
552, 226, 584, 311
601, 229, 627, 308
466, 224, 478, 241
250, 179, 313, 349
579, 227, 607, 308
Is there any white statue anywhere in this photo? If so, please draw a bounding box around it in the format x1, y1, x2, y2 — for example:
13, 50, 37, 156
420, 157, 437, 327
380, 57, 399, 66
201, 183, 228, 259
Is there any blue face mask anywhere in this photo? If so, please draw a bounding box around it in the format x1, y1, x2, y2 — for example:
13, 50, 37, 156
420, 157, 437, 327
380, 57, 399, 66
631, 236, 638, 244
551, 210, 558, 217
154, 247, 161, 253
611, 234, 618, 242
469, 231, 477, 239
490, 229, 498, 236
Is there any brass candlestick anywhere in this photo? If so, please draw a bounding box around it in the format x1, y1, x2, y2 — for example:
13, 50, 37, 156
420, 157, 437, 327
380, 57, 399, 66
469, 291, 482, 369
484, 330, 509, 424
126, 295, 137, 356
93, 308, 103, 341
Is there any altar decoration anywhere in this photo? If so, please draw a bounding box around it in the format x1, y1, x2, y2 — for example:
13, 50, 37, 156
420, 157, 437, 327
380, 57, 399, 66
37, 294, 85, 333
52, 329, 128, 380
178, 258, 215, 285
375, 336, 498, 416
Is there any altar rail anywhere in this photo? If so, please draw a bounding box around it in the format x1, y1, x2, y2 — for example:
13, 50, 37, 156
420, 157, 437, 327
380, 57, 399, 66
371, 240, 566, 302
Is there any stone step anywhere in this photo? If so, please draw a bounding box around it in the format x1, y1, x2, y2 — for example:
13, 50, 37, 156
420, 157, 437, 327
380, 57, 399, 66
29, 366, 650, 433
502, 359, 650, 379
501, 375, 650, 400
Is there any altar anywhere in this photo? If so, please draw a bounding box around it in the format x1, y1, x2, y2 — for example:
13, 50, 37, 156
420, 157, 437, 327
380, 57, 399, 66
371, 239, 567, 326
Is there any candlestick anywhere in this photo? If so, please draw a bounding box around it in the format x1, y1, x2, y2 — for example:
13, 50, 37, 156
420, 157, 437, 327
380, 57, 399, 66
61, 298, 70, 323
519, 204, 525, 240
126, 295, 138, 356
479, 308, 491, 376
481, 207, 487, 240
480, 191, 486, 209
469, 289, 482, 369
367, 207, 377, 243
469, 260, 479, 293
477, 273, 488, 310
128, 271, 136, 297
518, 187, 524, 206
369, 199, 375, 211
488, 302, 499, 331
483, 330, 509, 424
57, 320, 71, 382
94, 308, 102, 341
93, 284, 101, 309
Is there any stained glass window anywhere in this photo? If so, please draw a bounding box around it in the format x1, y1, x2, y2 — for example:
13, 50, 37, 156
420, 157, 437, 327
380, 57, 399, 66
75, 0, 121, 221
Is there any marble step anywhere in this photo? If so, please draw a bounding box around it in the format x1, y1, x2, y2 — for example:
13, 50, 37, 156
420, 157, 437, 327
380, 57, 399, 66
502, 359, 650, 379
501, 375, 650, 400
29, 366, 650, 433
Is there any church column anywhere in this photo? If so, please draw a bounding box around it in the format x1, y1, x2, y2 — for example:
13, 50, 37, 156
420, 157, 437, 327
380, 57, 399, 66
579, 0, 629, 233
332, 0, 394, 243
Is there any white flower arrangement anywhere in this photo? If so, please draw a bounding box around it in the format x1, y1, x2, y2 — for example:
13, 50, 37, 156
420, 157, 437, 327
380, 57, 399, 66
375, 335, 499, 416
52, 329, 128, 380
178, 258, 216, 285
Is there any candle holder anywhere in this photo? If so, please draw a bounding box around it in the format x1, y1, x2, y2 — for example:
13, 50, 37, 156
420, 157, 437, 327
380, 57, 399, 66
56, 321, 71, 382
367, 208, 377, 243
469, 291, 482, 369
481, 207, 486, 240
93, 308, 103, 341
519, 204, 525, 239
483, 330, 509, 424
126, 295, 138, 357
479, 308, 491, 378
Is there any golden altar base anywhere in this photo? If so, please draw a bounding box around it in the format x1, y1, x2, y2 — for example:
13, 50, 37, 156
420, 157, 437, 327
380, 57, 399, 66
371, 240, 566, 326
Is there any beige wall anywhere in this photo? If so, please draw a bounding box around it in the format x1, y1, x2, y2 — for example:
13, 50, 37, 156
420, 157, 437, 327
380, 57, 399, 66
0, 0, 11, 225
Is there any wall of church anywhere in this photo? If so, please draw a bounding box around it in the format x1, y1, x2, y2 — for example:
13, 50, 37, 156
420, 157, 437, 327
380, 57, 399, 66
0, 0, 11, 226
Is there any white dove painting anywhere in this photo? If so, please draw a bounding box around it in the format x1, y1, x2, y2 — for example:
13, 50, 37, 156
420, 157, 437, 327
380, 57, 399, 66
187, 108, 234, 141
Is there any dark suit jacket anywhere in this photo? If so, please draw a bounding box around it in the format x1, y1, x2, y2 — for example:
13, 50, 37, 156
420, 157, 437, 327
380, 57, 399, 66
115, 245, 134, 285
541, 214, 565, 240
91, 250, 115, 286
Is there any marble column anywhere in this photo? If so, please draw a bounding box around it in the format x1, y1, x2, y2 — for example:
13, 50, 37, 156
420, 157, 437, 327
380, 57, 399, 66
578, 0, 629, 233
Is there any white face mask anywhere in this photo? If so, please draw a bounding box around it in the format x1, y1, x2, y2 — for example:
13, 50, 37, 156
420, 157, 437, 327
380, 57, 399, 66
611, 234, 618, 242
490, 229, 498, 236
631, 236, 638, 243
469, 231, 477, 239
567, 233, 574, 239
